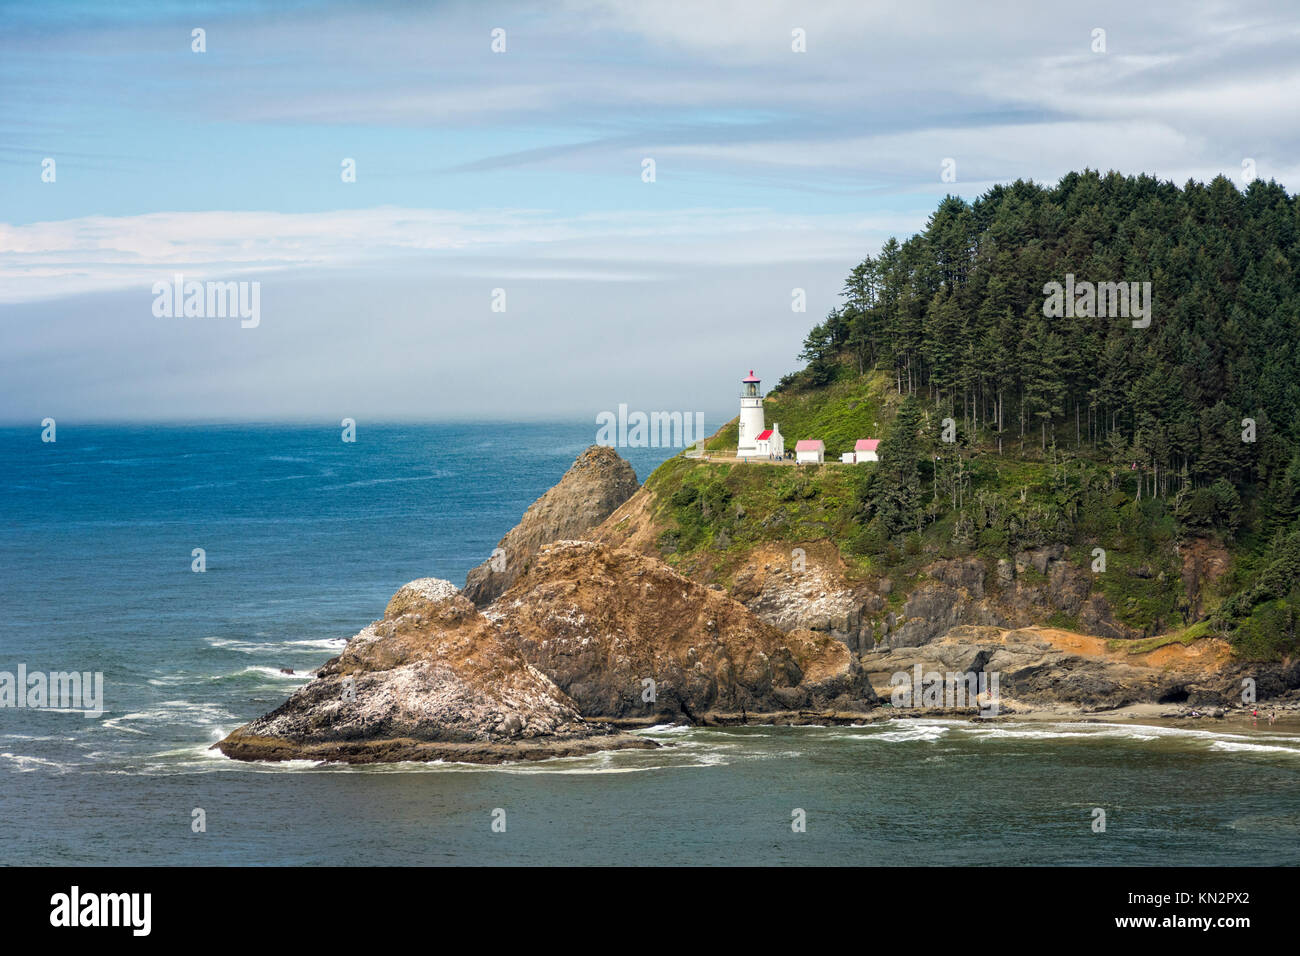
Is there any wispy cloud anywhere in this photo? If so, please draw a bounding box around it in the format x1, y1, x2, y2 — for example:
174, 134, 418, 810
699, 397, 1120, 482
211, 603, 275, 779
0, 206, 923, 303
1, 0, 1297, 421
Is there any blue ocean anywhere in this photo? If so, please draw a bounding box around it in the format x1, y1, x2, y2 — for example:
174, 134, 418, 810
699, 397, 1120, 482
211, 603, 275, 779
2, 424, 1298, 865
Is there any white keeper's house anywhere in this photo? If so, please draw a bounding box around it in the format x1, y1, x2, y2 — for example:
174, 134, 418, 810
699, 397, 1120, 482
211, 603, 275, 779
737, 370, 783, 458
755, 427, 784, 458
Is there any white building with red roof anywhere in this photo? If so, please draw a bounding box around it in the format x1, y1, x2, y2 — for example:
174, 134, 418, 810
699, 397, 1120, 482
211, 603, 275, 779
853, 438, 880, 463
795, 439, 825, 464
754, 424, 784, 458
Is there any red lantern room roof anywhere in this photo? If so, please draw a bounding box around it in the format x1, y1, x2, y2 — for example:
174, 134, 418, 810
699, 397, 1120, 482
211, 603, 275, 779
741, 370, 760, 383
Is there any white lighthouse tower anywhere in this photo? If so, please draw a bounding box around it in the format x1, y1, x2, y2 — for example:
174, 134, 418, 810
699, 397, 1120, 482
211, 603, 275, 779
737, 370, 766, 455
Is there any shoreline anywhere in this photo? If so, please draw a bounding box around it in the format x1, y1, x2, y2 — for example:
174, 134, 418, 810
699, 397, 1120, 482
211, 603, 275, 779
213, 730, 659, 765
994, 700, 1300, 733
609, 700, 1300, 734
210, 704, 1300, 769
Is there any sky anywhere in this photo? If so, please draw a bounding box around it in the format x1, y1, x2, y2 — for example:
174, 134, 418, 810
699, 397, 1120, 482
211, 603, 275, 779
1, 0, 1298, 424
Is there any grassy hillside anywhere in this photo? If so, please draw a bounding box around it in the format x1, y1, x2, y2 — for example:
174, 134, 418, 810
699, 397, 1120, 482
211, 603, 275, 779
645, 453, 870, 575
706, 368, 902, 456
643, 371, 1252, 652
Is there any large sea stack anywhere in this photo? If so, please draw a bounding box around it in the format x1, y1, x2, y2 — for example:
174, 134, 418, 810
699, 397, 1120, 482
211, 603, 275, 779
215, 578, 655, 764
462, 445, 639, 606
488, 540, 879, 723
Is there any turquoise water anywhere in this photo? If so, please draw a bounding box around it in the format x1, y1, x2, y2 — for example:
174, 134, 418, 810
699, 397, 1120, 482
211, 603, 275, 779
2, 424, 1298, 865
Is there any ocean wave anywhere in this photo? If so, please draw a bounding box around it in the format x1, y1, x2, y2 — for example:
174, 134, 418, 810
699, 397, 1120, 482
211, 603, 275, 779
203, 637, 265, 652
120, 746, 332, 775
204, 635, 343, 655
871, 725, 950, 743
497, 760, 726, 775
636, 723, 694, 735
961, 725, 1147, 742
182, 737, 731, 775
0, 752, 71, 773
930, 719, 1300, 754
102, 700, 239, 734
1210, 739, 1300, 756
188, 752, 673, 775
283, 638, 347, 650
456, 746, 729, 774
321, 474, 443, 490
207, 666, 312, 683
822, 719, 952, 743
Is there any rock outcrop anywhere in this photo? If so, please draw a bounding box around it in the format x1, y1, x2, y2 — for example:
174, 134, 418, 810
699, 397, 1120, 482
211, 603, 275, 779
592, 485, 1151, 660
728, 543, 883, 654
216, 578, 655, 764
1179, 537, 1231, 621
463, 446, 639, 606
863, 624, 1241, 711
487, 540, 878, 722
725, 546, 1143, 653
590, 487, 1264, 708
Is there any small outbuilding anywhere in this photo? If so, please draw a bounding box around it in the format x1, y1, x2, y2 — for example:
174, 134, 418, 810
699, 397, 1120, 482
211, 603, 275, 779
795, 439, 825, 464
754, 423, 784, 459
854, 439, 880, 463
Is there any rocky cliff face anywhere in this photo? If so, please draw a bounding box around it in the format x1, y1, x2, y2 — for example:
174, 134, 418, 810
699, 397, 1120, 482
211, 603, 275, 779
595, 500, 1142, 653
725, 543, 1299, 710
588, 480, 1291, 708
216, 578, 655, 764
863, 624, 1245, 711
728, 542, 883, 654
463, 445, 639, 606
720, 545, 1250, 708
865, 548, 1142, 649
487, 540, 878, 722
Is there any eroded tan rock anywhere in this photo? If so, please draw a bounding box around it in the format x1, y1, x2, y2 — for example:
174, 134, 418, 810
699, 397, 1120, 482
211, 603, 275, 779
216, 577, 655, 764
462, 446, 639, 607
487, 541, 878, 722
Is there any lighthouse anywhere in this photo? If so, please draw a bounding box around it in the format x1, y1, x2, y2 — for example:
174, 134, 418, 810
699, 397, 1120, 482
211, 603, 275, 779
737, 370, 766, 455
